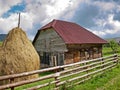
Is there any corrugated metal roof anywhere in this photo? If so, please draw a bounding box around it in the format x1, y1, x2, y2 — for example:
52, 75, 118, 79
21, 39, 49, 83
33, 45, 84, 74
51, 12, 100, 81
34, 19, 107, 44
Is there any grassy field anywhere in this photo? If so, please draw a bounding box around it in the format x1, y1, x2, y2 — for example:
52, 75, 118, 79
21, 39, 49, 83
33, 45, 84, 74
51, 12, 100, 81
73, 46, 120, 90
0, 42, 2, 46
73, 64, 120, 90
15, 46, 120, 90
16, 58, 120, 90
102, 46, 120, 56
2, 46, 120, 90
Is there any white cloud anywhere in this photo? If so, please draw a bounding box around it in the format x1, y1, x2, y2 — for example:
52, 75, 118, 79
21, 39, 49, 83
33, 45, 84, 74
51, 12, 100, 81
93, 1, 115, 11
90, 14, 120, 38
1, 0, 120, 40
104, 14, 120, 34
92, 30, 106, 37
0, 13, 18, 33
0, 0, 83, 40
0, 0, 22, 16
25, 0, 83, 25
20, 12, 35, 31
0, 12, 35, 34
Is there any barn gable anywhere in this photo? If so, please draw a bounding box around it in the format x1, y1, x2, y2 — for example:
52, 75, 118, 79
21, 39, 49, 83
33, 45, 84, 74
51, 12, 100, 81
33, 19, 107, 44
33, 28, 67, 68
34, 28, 68, 52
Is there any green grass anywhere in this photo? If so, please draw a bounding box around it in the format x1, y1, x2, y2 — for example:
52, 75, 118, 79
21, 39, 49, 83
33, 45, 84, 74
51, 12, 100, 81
102, 46, 120, 56
5, 47, 120, 90
15, 78, 55, 90
15, 63, 120, 90
0, 42, 2, 46
74, 64, 120, 90
102, 47, 113, 56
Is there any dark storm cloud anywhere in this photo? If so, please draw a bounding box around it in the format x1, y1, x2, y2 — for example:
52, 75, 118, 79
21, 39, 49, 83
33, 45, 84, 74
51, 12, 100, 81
104, 23, 115, 30
71, 2, 99, 28
70, 0, 120, 38
113, 12, 120, 21
71, 0, 115, 28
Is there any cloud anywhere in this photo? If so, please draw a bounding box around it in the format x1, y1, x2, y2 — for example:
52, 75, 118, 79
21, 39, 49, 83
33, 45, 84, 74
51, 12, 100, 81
104, 14, 120, 34
71, 1, 99, 28
0, 0, 84, 40
0, 13, 18, 33
0, 0, 120, 40
90, 14, 120, 38
71, 0, 120, 38
0, 12, 35, 32
20, 12, 35, 31
25, 0, 83, 25
93, 1, 116, 11
0, 0, 22, 17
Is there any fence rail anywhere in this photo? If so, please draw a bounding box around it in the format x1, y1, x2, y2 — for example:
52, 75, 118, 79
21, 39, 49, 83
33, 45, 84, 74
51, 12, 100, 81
0, 54, 119, 90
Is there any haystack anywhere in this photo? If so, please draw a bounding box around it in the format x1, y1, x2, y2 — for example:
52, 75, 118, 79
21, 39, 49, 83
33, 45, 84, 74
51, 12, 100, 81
0, 27, 40, 85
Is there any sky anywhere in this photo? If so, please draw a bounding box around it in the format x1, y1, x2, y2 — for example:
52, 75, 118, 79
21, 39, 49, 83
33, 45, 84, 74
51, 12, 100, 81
0, 0, 120, 40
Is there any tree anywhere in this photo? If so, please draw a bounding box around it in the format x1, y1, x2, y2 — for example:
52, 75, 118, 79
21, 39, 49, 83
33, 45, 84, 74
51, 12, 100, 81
109, 40, 119, 53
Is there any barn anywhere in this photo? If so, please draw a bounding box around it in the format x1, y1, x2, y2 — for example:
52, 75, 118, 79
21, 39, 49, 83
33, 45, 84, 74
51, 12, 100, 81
33, 20, 107, 68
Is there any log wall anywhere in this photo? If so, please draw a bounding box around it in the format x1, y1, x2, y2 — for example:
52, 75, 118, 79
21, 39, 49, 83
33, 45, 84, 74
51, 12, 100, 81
65, 44, 102, 64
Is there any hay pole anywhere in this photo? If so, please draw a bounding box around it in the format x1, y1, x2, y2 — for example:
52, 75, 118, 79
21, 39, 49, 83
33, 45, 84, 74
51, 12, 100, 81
18, 13, 21, 28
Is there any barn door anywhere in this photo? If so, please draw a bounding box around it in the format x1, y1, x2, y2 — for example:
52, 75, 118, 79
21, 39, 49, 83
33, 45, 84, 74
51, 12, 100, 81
50, 53, 64, 66
57, 53, 64, 66
50, 55, 57, 67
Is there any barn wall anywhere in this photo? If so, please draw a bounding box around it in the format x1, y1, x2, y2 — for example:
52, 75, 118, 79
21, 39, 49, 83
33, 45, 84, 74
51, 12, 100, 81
64, 50, 80, 64
34, 28, 103, 67
34, 28, 68, 52
64, 44, 103, 64
34, 28, 67, 68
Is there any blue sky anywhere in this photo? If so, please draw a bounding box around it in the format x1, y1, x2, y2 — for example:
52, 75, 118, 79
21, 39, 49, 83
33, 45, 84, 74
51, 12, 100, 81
0, 0, 120, 40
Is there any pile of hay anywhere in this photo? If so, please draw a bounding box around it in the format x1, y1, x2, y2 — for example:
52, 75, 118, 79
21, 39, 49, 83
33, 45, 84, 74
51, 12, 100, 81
0, 27, 40, 85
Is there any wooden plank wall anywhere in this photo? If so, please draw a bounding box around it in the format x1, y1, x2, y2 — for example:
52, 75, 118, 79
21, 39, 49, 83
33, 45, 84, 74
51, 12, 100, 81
34, 28, 68, 52
34, 28, 103, 67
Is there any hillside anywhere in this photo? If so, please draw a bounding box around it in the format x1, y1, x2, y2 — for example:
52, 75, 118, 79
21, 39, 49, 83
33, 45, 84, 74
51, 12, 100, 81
105, 37, 120, 43
0, 34, 7, 41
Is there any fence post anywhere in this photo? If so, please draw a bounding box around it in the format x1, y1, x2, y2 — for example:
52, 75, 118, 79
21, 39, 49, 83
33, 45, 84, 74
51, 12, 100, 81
10, 78, 14, 90
54, 72, 60, 90
10, 71, 15, 90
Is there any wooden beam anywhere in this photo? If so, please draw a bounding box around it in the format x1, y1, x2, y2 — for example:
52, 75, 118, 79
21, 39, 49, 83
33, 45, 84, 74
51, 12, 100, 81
18, 13, 20, 28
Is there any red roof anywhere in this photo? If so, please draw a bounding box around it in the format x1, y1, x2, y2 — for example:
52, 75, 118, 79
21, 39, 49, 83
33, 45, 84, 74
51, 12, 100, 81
33, 20, 107, 44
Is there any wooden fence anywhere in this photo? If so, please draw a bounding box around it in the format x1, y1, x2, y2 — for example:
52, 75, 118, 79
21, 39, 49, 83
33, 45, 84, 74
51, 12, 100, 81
0, 54, 119, 90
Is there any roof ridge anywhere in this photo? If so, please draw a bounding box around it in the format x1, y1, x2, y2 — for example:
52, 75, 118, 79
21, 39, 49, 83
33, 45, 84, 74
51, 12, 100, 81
52, 19, 57, 27
34, 20, 107, 44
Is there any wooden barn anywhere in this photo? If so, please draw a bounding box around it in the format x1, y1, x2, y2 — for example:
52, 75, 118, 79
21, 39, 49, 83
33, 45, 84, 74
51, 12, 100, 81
33, 20, 107, 68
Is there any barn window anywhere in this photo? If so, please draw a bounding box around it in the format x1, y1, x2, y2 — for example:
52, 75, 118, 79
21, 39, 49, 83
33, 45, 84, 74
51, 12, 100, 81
57, 53, 64, 66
